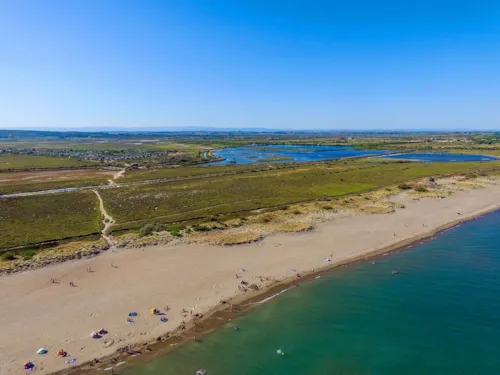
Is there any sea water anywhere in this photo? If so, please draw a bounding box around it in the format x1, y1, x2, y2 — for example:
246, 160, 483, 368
122, 211, 500, 375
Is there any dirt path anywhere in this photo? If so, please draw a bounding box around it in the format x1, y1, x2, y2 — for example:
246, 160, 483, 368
107, 167, 126, 185
92, 190, 115, 247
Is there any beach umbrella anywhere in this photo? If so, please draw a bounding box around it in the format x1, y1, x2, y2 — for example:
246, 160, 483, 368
90, 331, 98, 338
36, 348, 47, 355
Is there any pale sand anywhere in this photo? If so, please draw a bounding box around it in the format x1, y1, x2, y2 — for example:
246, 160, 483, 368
1, 185, 500, 374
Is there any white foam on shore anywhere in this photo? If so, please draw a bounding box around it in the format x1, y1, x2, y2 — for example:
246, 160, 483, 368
256, 286, 296, 304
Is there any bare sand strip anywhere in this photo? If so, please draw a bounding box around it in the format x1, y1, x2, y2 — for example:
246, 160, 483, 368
1, 186, 500, 375
92, 190, 115, 247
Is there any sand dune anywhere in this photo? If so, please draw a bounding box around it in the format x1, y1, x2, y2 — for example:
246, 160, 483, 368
1, 184, 499, 374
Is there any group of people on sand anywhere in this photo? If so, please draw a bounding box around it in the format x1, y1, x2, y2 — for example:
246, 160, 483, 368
24, 347, 71, 372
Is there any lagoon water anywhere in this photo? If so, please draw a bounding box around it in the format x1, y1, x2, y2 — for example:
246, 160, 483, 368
122, 211, 500, 375
210, 145, 497, 165
210, 145, 388, 164
382, 152, 498, 163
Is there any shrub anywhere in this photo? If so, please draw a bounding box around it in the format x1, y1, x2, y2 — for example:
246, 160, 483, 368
140, 223, 166, 236
260, 214, 274, 223
192, 224, 211, 232
169, 230, 183, 238
398, 183, 412, 190
140, 224, 155, 236
464, 173, 478, 179
1, 252, 16, 261
414, 186, 428, 193
20, 249, 37, 260
292, 209, 302, 215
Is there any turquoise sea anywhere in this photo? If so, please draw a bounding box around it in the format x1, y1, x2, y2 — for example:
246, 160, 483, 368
122, 211, 500, 375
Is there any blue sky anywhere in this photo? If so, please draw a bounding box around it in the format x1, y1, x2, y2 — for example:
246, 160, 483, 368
0, 0, 499, 130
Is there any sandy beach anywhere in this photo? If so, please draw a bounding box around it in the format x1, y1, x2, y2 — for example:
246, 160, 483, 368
1, 184, 500, 375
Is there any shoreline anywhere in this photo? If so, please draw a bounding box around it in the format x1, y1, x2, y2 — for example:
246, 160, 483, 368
54, 202, 500, 375
2, 182, 500, 375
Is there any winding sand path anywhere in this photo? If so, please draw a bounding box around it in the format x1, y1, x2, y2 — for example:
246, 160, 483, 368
92, 190, 115, 247
107, 168, 126, 186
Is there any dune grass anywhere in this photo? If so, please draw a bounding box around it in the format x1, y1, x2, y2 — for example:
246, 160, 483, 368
104, 161, 500, 232
0, 191, 101, 249
120, 164, 285, 182
3, 159, 500, 248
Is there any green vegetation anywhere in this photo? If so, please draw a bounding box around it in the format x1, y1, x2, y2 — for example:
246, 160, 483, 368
19, 249, 38, 260
139, 223, 167, 236
4, 129, 500, 251
0, 178, 109, 195
260, 156, 293, 162
1, 252, 16, 261
398, 183, 412, 190
0, 191, 101, 249
102, 161, 500, 232
0, 154, 93, 170
121, 164, 285, 182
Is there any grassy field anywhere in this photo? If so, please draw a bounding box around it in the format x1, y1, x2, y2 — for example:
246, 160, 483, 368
0, 169, 114, 194
0, 191, 101, 249
103, 161, 500, 232
3, 157, 500, 248
0, 154, 94, 170
120, 164, 289, 182
0, 178, 109, 195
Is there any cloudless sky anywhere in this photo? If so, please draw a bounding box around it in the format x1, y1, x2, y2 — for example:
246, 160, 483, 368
0, 0, 499, 130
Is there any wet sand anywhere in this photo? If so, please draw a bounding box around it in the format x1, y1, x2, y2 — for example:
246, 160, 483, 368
1, 185, 500, 375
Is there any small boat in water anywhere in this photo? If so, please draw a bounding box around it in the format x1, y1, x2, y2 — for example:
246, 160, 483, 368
196, 369, 207, 375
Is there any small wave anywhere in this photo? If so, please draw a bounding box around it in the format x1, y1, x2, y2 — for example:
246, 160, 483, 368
256, 286, 295, 304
